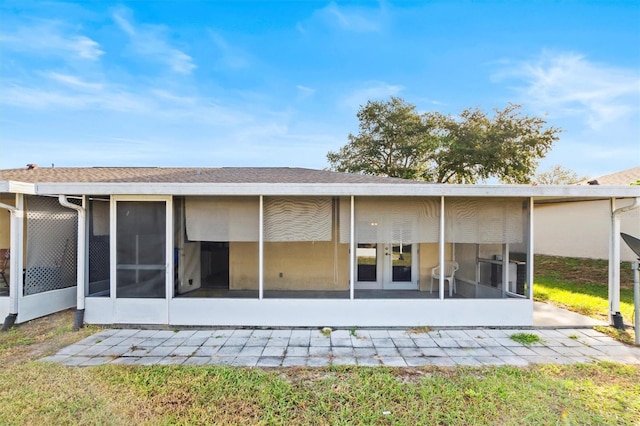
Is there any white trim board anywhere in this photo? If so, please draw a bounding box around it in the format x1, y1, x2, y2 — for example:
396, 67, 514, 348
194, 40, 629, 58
159, 298, 532, 327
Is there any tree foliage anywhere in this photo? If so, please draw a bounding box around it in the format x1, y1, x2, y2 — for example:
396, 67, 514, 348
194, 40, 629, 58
327, 97, 562, 183
535, 165, 587, 185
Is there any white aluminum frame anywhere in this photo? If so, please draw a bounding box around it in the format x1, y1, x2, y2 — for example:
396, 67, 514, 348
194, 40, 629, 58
110, 195, 173, 325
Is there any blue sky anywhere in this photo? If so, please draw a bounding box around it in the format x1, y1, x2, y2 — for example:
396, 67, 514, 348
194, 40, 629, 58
1, 1, 639, 180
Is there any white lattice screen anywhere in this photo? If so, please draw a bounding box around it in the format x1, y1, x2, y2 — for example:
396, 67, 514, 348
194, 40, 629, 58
25, 195, 78, 295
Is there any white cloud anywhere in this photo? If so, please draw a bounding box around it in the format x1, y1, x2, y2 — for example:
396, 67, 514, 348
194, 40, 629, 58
296, 85, 316, 99
0, 20, 103, 61
208, 31, 251, 69
1, 73, 261, 128
112, 7, 196, 75
45, 72, 103, 91
1, 84, 150, 113
298, 2, 387, 34
494, 51, 640, 129
341, 81, 403, 110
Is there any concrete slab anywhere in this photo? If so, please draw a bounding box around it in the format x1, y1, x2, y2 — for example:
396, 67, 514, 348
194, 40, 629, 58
42, 323, 640, 368
533, 302, 606, 327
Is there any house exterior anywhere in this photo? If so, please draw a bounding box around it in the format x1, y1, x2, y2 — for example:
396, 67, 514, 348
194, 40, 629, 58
0, 166, 637, 329
535, 167, 640, 262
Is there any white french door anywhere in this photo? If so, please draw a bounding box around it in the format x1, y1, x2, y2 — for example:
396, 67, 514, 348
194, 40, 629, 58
355, 243, 418, 290
382, 243, 418, 290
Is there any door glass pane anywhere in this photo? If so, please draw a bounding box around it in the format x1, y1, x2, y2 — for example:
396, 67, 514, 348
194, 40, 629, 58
116, 201, 166, 298
391, 244, 412, 282
356, 243, 377, 282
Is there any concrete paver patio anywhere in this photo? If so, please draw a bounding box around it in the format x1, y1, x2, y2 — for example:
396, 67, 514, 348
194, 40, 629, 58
42, 327, 640, 367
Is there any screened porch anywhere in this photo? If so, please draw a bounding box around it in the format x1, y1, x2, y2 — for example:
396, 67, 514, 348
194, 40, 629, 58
168, 195, 531, 301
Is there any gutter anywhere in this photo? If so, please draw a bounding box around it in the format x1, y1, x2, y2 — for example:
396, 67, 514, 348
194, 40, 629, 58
609, 197, 640, 328
58, 195, 86, 331
0, 202, 19, 331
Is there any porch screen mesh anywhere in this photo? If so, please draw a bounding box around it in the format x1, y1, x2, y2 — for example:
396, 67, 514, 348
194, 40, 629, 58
445, 198, 523, 244
339, 197, 351, 244
347, 197, 440, 244
24, 195, 78, 295
185, 196, 259, 242
91, 198, 109, 236
264, 197, 332, 242
88, 198, 110, 296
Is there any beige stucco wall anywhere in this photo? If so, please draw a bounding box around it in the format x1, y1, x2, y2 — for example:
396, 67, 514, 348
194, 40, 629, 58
418, 243, 452, 291
229, 241, 350, 291
229, 242, 259, 290
230, 241, 452, 291
0, 196, 14, 249
535, 199, 640, 262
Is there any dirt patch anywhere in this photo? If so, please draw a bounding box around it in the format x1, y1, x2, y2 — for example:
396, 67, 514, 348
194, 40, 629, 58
0, 309, 102, 366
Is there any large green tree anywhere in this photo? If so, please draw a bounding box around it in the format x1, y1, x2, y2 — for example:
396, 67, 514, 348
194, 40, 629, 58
327, 97, 561, 183
534, 165, 587, 185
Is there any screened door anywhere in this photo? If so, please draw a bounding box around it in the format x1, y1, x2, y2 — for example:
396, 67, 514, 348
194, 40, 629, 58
113, 197, 171, 324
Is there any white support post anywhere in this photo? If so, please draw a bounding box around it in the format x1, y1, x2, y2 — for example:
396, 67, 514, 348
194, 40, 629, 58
609, 197, 640, 326
0, 195, 22, 321
611, 215, 621, 318
439, 196, 445, 300
503, 243, 510, 294
13, 196, 23, 317
58, 195, 86, 330
349, 196, 355, 300
58, 196, 86, 311
608, 198, 615, 323
165, 197, 173, 323
634, 261, 640, 345
475, 244, 480, 286
259, 195, 264, 300
83, 196, 90, 302
527, 197, 534, 300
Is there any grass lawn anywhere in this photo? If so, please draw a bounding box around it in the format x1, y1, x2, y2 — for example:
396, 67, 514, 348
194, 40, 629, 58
534, 255, 637, 343
1, 311, 640, 425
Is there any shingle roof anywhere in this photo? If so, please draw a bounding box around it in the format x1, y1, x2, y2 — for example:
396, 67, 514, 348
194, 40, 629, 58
578, 167, 640, 186
0, 166, 423, 185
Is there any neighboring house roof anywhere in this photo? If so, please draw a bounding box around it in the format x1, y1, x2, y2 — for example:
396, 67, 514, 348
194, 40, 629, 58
0, 166, 421, 185
578, 167, 640, 186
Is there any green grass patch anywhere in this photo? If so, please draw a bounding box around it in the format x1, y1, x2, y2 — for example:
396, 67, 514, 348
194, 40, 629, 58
594, 326, 635, 345
0, 328, 36, 350
510, 333, 544, 346
533, 255, 637, 344
1, 303, 639, 424
534, 276, 635, 322
1, 363, 639, 425
534, 255, 635, 322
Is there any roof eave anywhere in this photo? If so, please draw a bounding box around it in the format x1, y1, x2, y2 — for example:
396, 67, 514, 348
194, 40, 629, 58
0, 180, 37, 195
31, 181, 640, 198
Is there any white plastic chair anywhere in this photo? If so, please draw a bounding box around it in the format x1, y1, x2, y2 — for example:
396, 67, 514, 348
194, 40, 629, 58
430, 261, 459, 297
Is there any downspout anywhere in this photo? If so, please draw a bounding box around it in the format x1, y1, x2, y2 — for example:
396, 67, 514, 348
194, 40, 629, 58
439, 196, 445, 300
609, 197, 640, 328
258, 195, 264, 300
349, 195, 355, 300
0, 201, 19, 331
58, 195, 86, 331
